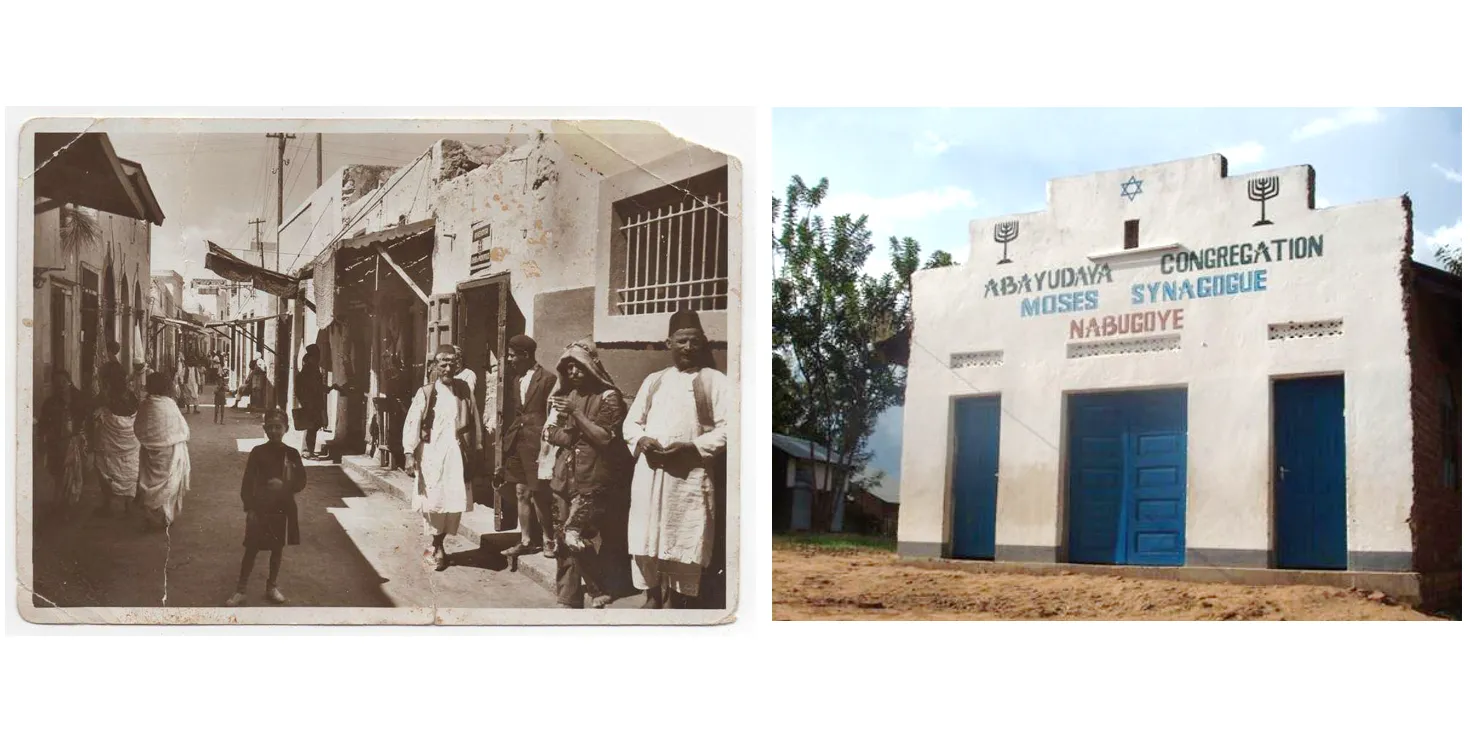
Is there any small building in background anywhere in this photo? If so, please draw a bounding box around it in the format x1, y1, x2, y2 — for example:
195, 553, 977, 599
773, 433, 851, 533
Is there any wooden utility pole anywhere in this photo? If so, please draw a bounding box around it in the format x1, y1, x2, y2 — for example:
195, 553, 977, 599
316, 133, 323, 188
247, 218, 267, 266
266, 133, 296, 410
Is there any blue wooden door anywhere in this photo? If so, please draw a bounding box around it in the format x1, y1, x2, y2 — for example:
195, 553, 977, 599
1273, 376, 1347, 570
1124, 391, 1189, 565
1068, 389, 1188, 566
951, 396, 1001, 559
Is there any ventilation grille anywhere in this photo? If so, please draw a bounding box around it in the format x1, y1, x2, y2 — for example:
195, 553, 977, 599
950, 350, 1004, 368
1067, 335, 1181, 359
1268, 319, 1343, 341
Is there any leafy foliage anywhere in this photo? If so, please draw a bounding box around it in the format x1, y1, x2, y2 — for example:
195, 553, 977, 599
772, 175, 952, 531
1435, 244, 1462, 276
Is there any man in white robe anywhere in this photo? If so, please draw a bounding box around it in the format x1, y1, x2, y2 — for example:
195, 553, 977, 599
624, 310, 730, 609
403, 344, 482, 571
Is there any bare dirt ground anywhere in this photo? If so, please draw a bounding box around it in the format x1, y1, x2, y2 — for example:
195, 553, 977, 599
774, 543, 1445, 621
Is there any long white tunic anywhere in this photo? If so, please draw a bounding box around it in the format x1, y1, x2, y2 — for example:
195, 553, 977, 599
624, 367, 730, 567
135, 396, 192, 524
402, 381, 474, 515
92, 408, 140, 498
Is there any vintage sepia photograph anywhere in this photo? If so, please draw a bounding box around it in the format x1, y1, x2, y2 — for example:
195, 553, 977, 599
16, 116, 742, 625
772, 107, 1461, 621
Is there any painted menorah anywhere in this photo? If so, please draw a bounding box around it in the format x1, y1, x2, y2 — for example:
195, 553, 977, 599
1248, 176, 1280, 227
994, 221, 1018, 264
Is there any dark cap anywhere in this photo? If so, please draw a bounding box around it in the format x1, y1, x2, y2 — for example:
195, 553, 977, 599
668, 309, 704, 336
508, 334, 537, 354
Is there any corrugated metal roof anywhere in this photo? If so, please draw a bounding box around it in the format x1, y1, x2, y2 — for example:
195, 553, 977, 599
772, 433, 846, 466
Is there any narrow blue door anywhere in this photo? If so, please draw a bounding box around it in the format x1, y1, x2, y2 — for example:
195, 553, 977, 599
1273, 376, 1347, 570
1068, 389, 1188, 566
1124, 391, 1188, 566
1067, 394, 1128, 564
951, 396, 1001, 559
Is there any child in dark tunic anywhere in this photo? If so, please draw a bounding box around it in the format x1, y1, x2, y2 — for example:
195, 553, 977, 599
227, 409, 306, 606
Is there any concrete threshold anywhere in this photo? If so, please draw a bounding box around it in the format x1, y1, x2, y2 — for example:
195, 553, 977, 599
336, 455, 537, 585
335, 455, 650, 609
897, 557, 1426, 604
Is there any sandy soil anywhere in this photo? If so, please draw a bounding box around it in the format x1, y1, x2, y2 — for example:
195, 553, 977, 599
774, 545, 1443, 621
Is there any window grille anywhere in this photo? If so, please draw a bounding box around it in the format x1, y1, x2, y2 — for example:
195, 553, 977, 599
951, 350, 1004, 368
1067, 335, 1181, 359
613, 168, 728, 315
1267, 319, 1343, 341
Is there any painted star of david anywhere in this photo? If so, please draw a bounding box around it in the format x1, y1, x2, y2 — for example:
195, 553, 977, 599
1120, 175, 1144, 202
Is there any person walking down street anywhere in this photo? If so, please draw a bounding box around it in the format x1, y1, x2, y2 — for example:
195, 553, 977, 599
227, 409, 306, 606
544, 341, 632, 609
89, 372, 140, 517
213, 373, 229, 424
294, 344, 339, 459
39, 368, 90, 515
624, 310, 731, 609
135, 371, 192, 531
180, 360, 201, 415
497, 335, 558, 559
402, 344, 482, 571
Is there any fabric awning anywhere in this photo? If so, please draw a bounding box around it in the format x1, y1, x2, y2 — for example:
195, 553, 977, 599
150, 314, 206, 333
204, 241, 301, 299
307, 218, 435, 331
206, 313, 290, 328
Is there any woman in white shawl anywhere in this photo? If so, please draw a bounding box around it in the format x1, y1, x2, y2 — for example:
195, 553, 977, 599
136, 371, 192, 530
90, 373, 140, 517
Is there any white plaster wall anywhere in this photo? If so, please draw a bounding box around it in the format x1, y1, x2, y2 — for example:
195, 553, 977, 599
431, 135, 592, 338
899, 154, 1414, 562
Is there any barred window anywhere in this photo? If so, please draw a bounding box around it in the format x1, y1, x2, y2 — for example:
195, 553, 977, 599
611, 167, 728, 315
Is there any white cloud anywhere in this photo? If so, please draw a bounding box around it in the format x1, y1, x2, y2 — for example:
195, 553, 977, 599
819, 186, 978, 238
1431, 163, 1463, 183
914, 130, 952, 156
1290, 107, 1385, 141
1413, 218, 1463, 267
1219, 141, 1266, 165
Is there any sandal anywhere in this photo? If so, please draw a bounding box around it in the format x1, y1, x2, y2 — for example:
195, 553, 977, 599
590, 595, 613, 609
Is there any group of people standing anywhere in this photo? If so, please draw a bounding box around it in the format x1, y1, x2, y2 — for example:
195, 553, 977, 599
403, 308, 730, 610
37, 341, 194, 531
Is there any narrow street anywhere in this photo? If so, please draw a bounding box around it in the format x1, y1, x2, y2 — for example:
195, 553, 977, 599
30, 394, 558, 610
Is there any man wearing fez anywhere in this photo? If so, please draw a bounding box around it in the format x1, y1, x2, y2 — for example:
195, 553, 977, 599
497, 334, 558, 558
624, 309, 730, 609
403, 344, 482, 571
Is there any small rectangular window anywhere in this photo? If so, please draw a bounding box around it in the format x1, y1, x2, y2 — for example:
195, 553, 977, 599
1124, 219, 1140, 250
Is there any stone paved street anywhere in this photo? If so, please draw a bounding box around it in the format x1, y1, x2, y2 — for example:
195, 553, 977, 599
30, 396, 557, 610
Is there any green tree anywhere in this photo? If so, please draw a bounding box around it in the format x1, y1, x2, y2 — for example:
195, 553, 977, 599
773, 176, 952, 531
1435, 244, 1462, 276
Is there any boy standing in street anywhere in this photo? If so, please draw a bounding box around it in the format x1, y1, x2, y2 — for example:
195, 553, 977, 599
227, 409, 307, 606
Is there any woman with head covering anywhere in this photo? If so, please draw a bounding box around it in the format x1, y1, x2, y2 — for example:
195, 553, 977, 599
90, 371, 140, 517
135, 371, 192, 530
544, 340, 633, 608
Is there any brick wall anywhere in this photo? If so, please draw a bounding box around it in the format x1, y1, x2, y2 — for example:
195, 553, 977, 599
1407, 265, 1461, 580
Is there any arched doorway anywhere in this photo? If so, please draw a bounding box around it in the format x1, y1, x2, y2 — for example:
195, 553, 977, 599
134, 281, 144, 369
120, 274, 131, 367
103, 259, 116, 350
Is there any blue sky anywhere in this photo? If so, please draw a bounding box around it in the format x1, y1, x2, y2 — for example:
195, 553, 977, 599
772, 107, 1463, 490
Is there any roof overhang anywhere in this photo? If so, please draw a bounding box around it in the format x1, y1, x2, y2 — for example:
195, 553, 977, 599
150, 315, 206, 332
33, 133, 164, 225
205, 241, 300, 299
